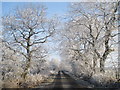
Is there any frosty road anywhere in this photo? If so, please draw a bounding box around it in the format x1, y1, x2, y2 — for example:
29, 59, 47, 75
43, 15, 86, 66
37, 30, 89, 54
52, 71, 86, 89
39, 71, 89, 89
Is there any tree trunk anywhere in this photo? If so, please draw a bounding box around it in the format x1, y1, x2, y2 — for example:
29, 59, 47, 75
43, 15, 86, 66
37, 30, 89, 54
93, 57, 97, 73
100, 58, 105, 73
22, 38, 31, 80
22, 58, 31, 80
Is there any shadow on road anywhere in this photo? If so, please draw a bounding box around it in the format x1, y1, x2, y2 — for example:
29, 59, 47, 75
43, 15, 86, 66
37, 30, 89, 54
52, 71, 63, 89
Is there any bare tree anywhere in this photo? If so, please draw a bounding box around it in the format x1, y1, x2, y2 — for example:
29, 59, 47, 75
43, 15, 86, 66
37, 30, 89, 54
60, 2, 119, 74
97, 2, 119, 72
2, 5, 57, 80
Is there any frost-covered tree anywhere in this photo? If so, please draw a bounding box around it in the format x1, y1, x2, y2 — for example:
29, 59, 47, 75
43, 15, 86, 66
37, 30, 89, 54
60, 2, 119, 75
2, 4, 57, 80
1, 41, 25, 88
30, 46, 48, 74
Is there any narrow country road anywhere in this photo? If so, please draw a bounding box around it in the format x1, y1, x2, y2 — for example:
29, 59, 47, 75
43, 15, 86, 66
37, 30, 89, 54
52, 71, 88, 89
38, 71, 119, 90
